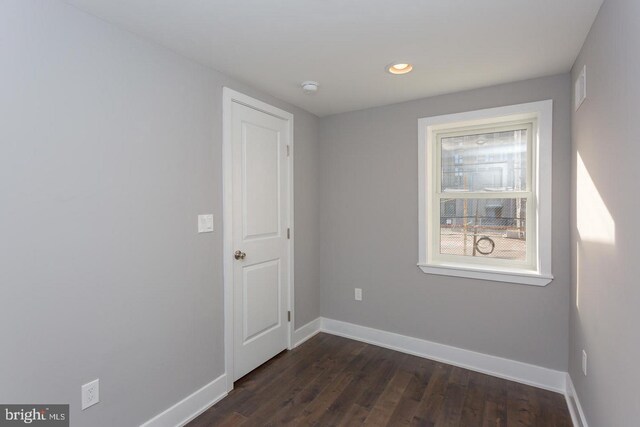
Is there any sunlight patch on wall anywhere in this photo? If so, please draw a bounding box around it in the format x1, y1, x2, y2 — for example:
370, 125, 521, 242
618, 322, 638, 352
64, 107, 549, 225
577, 153, 615, 245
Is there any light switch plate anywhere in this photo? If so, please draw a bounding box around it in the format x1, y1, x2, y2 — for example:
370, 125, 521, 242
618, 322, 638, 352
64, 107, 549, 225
198, 214, 214, 233
81, 379, 100, 410
354, 288, 362, 301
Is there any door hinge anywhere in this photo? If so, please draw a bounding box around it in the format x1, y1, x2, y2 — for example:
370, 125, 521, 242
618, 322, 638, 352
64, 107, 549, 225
287, 228, 290, 239
287, 311, 291, 322
286, 145, 290, 157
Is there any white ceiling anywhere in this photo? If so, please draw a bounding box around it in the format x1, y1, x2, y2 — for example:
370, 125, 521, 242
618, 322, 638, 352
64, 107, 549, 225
64, 0, 602, 117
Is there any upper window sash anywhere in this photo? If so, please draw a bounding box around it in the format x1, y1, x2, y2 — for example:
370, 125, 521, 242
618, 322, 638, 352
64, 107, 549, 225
434, 121, 535, 196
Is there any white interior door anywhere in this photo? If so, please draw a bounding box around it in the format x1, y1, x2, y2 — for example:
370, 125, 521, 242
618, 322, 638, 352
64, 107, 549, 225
231, 100, 290, 381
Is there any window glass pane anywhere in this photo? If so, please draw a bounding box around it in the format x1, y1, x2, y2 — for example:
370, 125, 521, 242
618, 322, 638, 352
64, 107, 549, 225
441, 129, 527, 192
439, 198, 527, 261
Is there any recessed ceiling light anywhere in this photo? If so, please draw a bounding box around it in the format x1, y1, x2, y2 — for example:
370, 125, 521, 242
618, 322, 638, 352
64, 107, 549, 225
387, 62, 413, 75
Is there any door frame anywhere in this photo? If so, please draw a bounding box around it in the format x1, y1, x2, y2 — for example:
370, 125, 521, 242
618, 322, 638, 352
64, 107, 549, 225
222, 87, 295, 392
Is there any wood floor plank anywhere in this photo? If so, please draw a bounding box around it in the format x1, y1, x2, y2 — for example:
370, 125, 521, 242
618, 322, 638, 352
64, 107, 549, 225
252, 338, 366, 427
482, 375, 508, 427
434, 366, 471, 427
337, 403, 370, 427
362, 368, 412, 426
288, 343, 384, 426
459, 371, 489, 427
214, 412, 247, 427
189, 335, 332, 426
410, 363, 453, 426
507, 381, 535, 426
355, 349, 407, 411
243, 339, 365, 426
187, 333, 573, 427
232, 336, 339, 417
385, 356, 436, 426
311, 346, 392, 426
263, 341, 367, 426
534, 386, 573, 427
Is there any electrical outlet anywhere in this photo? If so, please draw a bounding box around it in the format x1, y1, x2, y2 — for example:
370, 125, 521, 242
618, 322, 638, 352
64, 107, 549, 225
582, 350, 587, 376
81, 379, 100, 410
354, 288, 362, 301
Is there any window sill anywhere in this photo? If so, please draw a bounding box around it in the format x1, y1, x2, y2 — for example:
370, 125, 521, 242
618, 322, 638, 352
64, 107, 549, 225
417, 263, 553, 286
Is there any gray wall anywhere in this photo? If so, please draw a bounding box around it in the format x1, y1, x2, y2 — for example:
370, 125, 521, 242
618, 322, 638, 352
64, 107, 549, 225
319, 74, 571, 370
0, 1, 319, 426
570, 0, 640, 425
291, 109, 321, 329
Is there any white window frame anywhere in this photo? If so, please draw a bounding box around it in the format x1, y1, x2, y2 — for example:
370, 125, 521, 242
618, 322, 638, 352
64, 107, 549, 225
418, 100, 554, 286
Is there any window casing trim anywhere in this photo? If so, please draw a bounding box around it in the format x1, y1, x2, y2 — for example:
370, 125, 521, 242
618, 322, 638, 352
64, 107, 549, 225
417, 100, 554, 286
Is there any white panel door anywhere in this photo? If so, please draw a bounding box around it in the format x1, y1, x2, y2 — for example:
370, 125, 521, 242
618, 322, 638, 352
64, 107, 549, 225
231, 101, 290, 381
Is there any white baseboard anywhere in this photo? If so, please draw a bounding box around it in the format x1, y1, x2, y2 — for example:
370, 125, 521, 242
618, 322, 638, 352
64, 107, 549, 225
140, 374, 227, 427
305, 317, 566, 394
565, 374, 589, 427
293, 317, 322, 348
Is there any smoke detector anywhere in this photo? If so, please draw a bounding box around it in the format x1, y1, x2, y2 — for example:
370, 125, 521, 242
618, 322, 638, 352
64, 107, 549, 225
301, 81, 319, 94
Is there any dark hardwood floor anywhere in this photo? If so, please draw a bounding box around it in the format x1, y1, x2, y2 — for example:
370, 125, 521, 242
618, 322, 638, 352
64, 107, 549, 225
188, 333, 572, 426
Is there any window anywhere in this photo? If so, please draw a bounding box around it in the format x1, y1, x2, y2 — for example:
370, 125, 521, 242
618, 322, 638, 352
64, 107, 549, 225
418, 101, 553, 286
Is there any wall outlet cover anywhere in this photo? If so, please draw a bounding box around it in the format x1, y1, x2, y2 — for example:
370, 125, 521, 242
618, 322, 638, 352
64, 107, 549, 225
81, 379, 100, 410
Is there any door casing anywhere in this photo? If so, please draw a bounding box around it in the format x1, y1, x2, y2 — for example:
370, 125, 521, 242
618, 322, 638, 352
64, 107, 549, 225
222, 87, 294, 392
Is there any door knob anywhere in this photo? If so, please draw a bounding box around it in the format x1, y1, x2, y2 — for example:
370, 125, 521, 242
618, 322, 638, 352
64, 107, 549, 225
234, 250, 246, 260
